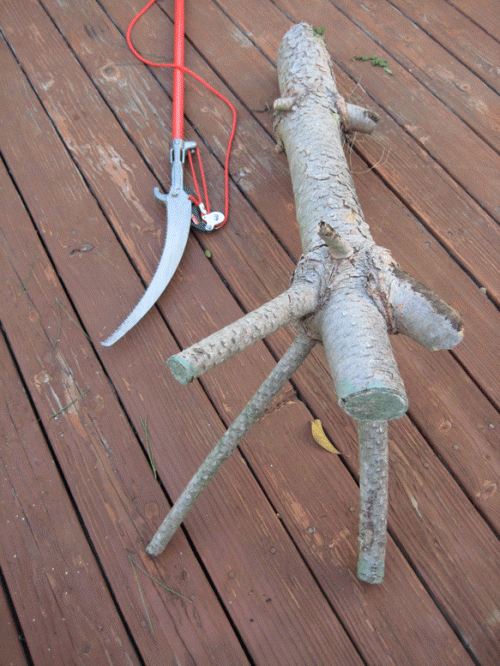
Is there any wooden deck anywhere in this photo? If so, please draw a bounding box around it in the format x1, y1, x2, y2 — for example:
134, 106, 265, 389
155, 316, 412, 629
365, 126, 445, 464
1, 0, 499, 664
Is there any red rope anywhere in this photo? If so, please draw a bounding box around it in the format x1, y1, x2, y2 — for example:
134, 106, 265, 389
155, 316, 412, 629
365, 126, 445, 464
126, 0, 237, 226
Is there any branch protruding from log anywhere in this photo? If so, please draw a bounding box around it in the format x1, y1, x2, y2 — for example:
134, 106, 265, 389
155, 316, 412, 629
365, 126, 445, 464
336, 95, 380, 135
357, 420, 389, 584
344, 103, 380, 134
317, 221, 353, 259
387, 267, 464, 350
148, 335, 316, 556
273, 96, 295, 113
274, 96, 379, 135
167, 283, 320, 385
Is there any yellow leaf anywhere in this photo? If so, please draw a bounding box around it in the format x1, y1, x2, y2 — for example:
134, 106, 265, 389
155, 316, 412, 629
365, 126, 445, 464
311, 419, 341, 454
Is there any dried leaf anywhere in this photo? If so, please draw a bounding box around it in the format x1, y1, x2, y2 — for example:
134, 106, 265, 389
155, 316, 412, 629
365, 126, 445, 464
311, 419, 341, 454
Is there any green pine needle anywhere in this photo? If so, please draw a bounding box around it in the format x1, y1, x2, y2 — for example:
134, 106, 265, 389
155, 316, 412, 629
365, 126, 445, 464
49, 389, 90, 419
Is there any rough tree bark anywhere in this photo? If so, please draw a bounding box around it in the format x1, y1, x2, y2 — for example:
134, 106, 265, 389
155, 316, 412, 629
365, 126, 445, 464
147, 23, 463, 583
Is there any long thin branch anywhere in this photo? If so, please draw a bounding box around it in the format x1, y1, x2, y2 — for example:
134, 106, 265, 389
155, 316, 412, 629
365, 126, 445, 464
147, 335, 316, 556
356, 420, 389, 584
167, 284, 319, 385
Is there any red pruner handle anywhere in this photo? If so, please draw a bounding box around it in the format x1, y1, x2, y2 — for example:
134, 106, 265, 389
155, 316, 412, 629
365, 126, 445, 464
172, 0, 185, 140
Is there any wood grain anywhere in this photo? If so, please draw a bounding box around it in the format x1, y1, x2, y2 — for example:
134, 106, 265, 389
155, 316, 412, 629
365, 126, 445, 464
0, 0, 499, 664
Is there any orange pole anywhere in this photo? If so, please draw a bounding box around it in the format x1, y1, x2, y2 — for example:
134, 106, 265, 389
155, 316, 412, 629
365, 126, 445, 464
172, 0, 185, 140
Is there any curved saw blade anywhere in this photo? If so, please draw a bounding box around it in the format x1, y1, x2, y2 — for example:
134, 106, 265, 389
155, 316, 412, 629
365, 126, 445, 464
101, 188, 192, 346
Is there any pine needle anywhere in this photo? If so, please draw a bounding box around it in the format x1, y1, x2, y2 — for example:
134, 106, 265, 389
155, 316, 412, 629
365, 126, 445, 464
128, 555, 191, 602
55, 298, 91, 340
49, 389, 89, 419
51, 299, 63, 352
140, 416, 157, 479
128, 555, 154, 634
351, 146, 390, 174
18, 259, 35, 295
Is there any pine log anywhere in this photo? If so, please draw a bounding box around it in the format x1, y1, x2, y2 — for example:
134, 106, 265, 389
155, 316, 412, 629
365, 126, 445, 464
154, 23, 463, 583
274, 23, 462, 422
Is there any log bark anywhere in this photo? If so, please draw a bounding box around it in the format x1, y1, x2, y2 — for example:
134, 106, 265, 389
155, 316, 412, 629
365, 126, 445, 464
274, 23, 462, 421
167, 282, 319, 384
356, 421, 389, 584
149, 23, 463, 583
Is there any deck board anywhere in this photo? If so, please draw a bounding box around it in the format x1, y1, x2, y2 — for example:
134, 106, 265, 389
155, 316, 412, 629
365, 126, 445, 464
1, 0, 499, 664
0, 580, 30, 666
390, 0, 500, 94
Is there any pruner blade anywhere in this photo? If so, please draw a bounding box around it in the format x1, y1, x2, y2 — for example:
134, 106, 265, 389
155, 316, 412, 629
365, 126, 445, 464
102, 143, 193, 346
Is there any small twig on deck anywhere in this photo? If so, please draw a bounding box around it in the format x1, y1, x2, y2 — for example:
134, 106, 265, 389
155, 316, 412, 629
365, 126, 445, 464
127, 555, 191, 602
147, 335, 316, 556
49, 389, 89, 419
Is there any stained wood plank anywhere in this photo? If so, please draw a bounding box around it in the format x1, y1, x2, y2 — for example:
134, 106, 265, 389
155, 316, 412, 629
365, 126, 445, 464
397, 336, 500, 527
0, 582, 29, 666
447, 0, 500, 41
390, 0, 500, 93
0, 294, 140, 663
0, 9, 461, 666
0, 14, 367, 666
329, 0, 500, 152
3, 2, 500, 660
1, 1, 500, 665
0, 56, 252, 666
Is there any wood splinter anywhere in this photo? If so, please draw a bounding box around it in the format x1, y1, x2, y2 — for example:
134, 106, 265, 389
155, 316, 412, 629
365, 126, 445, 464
147, 23, 463, 584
